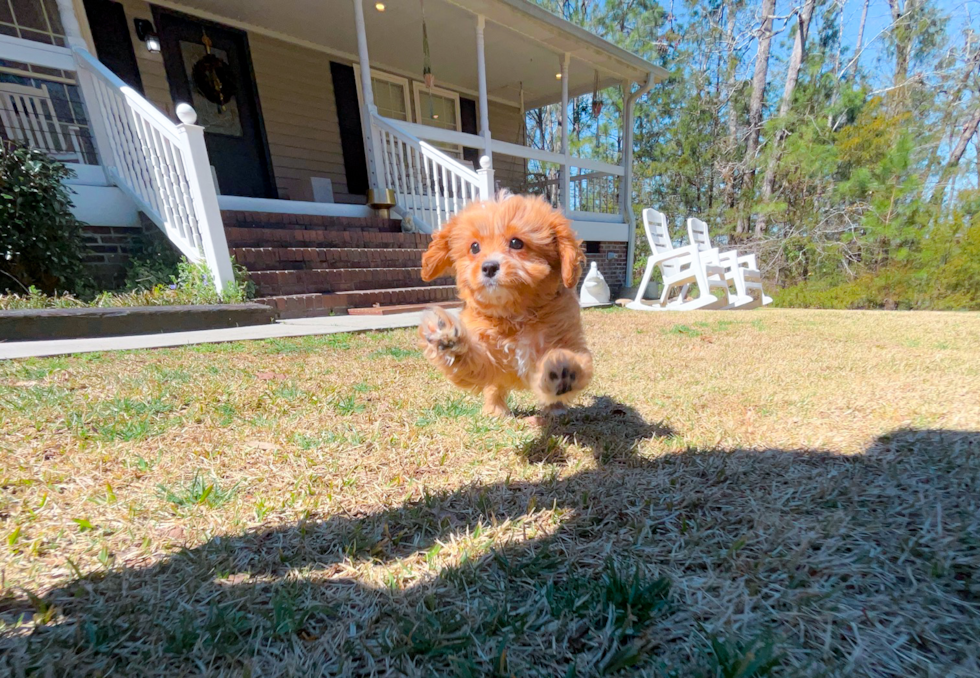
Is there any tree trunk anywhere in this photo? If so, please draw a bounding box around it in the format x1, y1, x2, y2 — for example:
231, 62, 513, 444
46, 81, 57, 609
755, 0, 816, 236
721, 0, 741, 213
929, 107, 980, 207
849, 0, 870, 76
887, 0, 917, 94
737, 0, 777, 235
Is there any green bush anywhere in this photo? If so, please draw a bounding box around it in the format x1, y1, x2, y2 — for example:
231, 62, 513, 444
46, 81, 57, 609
124, 228, 183, 292
1, 258, 254, 310
0, 142, 91, 294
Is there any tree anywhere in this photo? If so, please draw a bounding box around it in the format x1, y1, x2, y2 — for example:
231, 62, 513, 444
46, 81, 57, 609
737, 0, 778, 235
756, 0, 819, 235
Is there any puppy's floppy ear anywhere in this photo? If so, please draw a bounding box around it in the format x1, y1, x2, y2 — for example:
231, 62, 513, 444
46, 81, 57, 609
421, 217, 456, 281
552, 213, 585, 288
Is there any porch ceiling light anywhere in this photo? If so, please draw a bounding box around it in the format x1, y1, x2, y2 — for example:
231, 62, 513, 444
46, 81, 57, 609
375, 3, 385, 11
134, 19, 161, 53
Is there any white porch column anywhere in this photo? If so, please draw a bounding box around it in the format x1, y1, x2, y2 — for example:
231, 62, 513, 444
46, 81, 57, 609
55, 0, 114, 179
559, 53, 570, 212
353, 0, 381, 191
621, 80, 636, 286
621, 73, 655, 287
475, 16, 493, 167
53, 0, 87, 49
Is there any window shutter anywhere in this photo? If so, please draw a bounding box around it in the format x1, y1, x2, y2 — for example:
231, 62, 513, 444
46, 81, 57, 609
330, 61, 369, 196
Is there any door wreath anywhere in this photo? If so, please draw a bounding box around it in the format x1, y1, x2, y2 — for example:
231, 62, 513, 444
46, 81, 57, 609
191, 32, 237, 112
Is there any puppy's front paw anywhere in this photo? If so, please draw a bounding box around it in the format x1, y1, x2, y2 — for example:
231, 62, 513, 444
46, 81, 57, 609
418, 307, 467, 357
536, 349, 592, 402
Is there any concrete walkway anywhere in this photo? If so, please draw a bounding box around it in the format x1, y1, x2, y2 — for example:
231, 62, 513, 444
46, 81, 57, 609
0, 312, 429, 360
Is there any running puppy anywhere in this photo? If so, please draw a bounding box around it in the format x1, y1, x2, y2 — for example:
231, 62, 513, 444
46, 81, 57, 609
418, 194, 592, 417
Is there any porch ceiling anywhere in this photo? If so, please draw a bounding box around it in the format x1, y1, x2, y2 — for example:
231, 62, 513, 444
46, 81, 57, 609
153, 0, 667, 108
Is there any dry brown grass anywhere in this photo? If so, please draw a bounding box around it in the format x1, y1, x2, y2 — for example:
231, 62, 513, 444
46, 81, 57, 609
0, 308, 978, 677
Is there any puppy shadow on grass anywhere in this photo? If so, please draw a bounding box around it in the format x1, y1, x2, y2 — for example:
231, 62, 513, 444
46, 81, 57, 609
2, 428, 978, 676
516, 396, 674, 465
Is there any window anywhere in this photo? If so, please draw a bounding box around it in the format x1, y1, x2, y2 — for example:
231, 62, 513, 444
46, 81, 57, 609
413, 82, 462, 157
0, 0, 66, 45
585, 241, 601, 254
353, 66, 410, 123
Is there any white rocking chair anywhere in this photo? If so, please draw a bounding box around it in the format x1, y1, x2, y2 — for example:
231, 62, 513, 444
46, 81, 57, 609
685, 218, 772, 309
627, 208, 730, 312
0, 82, 84, 163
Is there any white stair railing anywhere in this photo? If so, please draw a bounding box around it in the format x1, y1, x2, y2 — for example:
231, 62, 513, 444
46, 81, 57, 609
371, 114, 492, 232
73, 48, 234, 293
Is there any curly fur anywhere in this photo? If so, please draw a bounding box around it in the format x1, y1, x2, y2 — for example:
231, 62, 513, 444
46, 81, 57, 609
418, 194, 593, 417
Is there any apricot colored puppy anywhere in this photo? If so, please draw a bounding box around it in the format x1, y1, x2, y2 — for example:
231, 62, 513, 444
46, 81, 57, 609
418, 194, 593, 417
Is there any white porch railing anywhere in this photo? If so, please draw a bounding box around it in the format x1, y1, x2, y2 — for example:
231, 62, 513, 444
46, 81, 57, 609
526, 171, 621, 215
72, 48, 234, 292
371, 114, 493, 232
370, 114, 629, 232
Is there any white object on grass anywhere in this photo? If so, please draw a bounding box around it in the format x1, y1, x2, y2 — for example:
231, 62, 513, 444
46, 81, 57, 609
626, 208, 729, 311
685, 217, 772, 309
580, 261, 610, 306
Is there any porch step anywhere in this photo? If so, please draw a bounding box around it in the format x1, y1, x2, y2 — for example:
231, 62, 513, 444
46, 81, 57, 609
256, 285, 458, 320
348, 301, 462, 316
225, 226, 431, 250
224, 211, 455, 318
249, 267, 452, 297
221, 211, 403, 233
231, 247, 426, 271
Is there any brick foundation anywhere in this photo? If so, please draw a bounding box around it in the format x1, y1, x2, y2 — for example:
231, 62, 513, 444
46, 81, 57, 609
582, 241, 628, 294
81, 224, 142, 288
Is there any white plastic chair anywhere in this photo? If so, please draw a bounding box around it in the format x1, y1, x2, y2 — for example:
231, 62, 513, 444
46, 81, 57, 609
0, 82, 84, 163
686, 217, 772, 309
627, 208, 730, 311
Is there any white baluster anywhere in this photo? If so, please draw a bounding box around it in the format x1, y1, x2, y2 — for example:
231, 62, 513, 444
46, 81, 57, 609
398, 139, 409, 205
410, 146, 423, 217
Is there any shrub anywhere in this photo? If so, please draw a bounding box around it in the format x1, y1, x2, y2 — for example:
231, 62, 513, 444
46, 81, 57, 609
1, 259, 254, 309
124, 228, 183, 291
0, 142, 91, 294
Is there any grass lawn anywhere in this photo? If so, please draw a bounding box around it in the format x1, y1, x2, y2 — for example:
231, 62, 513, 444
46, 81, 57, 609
1, 308, 979, 676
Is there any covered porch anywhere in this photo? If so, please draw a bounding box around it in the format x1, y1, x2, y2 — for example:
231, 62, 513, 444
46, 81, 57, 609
2, 0, 665, 294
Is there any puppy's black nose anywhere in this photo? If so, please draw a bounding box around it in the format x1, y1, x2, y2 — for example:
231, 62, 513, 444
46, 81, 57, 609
481, 261, 500, 278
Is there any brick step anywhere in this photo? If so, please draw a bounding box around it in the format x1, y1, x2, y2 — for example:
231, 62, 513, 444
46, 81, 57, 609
248, 267, 451, 297
256, 285, 458, 319
232, 247, 425, 271
348, 301, 462, 316
226, 226, 431, 250
221, 211, 402, 233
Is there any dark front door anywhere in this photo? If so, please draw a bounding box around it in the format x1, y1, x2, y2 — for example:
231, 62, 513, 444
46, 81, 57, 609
153, 7, 276, 198
83, 0, 144, 94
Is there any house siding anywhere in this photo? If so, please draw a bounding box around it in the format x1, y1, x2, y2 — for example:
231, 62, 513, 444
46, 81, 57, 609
487, 100, 526, 192
247, 35, 355, 203
100, 2, 525, 206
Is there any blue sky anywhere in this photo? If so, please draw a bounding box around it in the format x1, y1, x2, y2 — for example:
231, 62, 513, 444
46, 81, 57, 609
815, 0, 978, 82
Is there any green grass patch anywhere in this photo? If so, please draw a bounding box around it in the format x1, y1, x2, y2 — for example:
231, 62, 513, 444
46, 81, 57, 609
158, 473, 239, 509
416, 397, 481, 426
67, 396, 178, 442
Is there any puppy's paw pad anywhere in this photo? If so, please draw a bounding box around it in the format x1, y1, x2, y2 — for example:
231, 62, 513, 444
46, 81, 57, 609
419, 308, 464, 353
544, 364, 580, 397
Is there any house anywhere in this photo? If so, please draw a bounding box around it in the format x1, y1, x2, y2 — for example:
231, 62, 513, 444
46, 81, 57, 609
1, 0, 666, 316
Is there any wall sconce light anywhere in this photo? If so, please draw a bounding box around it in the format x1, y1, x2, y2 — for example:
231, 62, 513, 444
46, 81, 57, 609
375, 3, 385, 11
134, 19, 161, 53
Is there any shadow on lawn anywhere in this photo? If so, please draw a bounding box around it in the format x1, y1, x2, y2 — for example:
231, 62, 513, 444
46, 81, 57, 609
2, 403, 979, 677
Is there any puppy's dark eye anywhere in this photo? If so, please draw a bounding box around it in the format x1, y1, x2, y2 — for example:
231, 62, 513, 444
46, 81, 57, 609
470, 242, 481, 255
509, 238, 524, 250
